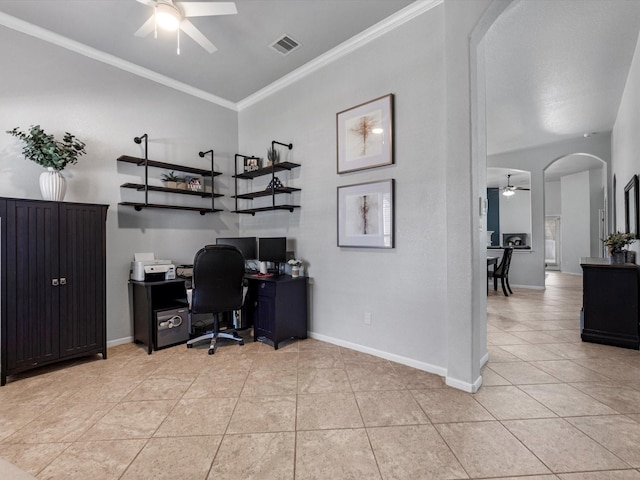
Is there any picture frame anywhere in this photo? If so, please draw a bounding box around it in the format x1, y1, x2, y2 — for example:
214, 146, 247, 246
337, 179, 394, 248
337, 94, 394, 174
185, 176, 202, 192
625, 174, 639, 236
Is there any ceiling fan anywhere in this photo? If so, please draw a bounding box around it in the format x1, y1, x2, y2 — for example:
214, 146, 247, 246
502, 174, 530, 197
134, 0, 237, 54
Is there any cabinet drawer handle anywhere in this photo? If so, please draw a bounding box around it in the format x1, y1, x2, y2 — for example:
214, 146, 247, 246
260, 283, 266, 289
60, 277, 67, 285
52, 279, 59, 286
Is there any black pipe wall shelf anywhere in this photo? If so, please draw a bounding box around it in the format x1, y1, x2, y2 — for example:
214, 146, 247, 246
117, 135, 223, 215
231, 142, 301, 215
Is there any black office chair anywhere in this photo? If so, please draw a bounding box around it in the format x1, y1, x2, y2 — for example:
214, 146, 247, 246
186, 244, 245, 355
489, 247, 514, 296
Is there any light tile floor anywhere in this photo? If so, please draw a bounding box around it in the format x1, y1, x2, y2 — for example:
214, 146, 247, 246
2, 272, 640, 479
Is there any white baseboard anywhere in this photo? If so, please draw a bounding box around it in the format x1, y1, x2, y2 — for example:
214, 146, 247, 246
510, 284, 545, 290
308, 331, 447, 377
107, 336, 134, 348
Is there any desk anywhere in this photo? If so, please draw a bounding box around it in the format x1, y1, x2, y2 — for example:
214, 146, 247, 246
130, 279, 189, 354
131, 275, 308, 352
245, 275, 308, 349
487, 256, 498, 294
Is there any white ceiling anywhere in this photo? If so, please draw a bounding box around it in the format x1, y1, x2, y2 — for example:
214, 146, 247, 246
1, 0, 639, 161
485, 0, 640, 156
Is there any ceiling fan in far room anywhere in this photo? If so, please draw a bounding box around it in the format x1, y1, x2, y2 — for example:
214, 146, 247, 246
502, 174, 530, 197
134, 0, 237, 54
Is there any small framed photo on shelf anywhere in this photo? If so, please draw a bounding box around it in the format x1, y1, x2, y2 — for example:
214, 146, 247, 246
186, 176, 202, 192
244, 157, 261, 172
337, 93, 394, 174
337, 179, 394, 248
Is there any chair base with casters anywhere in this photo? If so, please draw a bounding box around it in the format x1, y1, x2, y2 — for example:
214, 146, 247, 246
186, 313, 243, 355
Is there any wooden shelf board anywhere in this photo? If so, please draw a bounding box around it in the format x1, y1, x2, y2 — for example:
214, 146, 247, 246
232, 187, 301, 200
119, 202, 223, 214
120, 183, 223, 198
117, 155, 222, 177
233, 205, 300, 215
233, 161, 301, 180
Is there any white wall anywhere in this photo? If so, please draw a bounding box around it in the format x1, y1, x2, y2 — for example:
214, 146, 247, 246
545, 181, 561, 216
499, 189, 531, 240
589, 169, 604, 257
560, 171, 591, 274
612, 26, 640, 263
239, 7, 451, 374
0, 26, 240, 343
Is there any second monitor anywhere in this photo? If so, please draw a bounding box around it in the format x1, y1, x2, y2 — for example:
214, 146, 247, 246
259, 237, 287, 274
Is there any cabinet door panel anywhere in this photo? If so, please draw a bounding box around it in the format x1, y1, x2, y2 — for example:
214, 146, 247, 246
6, 200, 60, 369
58, 204, 107, 357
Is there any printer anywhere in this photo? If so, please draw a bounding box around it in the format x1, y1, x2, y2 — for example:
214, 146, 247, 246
131, 253, 176, 282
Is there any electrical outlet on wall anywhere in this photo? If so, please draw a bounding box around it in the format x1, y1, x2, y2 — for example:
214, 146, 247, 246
364, 312, 372, 325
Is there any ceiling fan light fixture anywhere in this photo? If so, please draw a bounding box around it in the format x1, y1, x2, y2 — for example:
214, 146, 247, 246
502, 188, 515, 197
156, 4, 181, 31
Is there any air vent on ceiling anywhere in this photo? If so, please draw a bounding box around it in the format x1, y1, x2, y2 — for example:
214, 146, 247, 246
270, 34, 301, 56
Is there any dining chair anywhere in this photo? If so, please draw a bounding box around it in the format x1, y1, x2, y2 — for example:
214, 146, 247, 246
489, 247, 514, 296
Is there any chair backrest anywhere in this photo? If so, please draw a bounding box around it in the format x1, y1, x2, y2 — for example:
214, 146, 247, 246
496, 247, 514, 276
191, 244, 245, 315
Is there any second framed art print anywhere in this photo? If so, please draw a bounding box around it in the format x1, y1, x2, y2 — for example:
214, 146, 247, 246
337, 94, 394, 174
337, 179, 395, 248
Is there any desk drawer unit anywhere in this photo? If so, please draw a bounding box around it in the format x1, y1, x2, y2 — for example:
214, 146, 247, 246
250, 276, 308, 349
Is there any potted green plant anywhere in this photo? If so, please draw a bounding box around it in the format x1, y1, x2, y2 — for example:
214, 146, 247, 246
7, 125, 86, 201
266, 146, 280, 167
160, 171, 182, 189
603, 231, 637, 263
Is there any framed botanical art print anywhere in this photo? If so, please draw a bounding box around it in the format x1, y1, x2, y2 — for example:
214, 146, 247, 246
337, 94, 394, 174
337, 179, 395, 248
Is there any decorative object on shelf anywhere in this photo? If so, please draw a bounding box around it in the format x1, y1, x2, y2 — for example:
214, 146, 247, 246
160, 171, 182, 189
186, 176, 202, 192
338, 179, 395, 248
7, 124, 87, 201
625, 174, 639, 236
337, 94, 394, 174
288, 258, 303, 277
603, 231, 637, 264
266, 146, 280, 166
266, 177, 283, 191
117, 136, 222, 214
244, 156, 261, 172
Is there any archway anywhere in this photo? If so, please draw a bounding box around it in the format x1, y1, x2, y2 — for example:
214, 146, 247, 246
543, 153, 608, 275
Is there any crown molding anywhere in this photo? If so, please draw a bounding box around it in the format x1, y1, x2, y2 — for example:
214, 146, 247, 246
237, 0, 442, 111
0, 11, 237, 111
1, 0, 441, 112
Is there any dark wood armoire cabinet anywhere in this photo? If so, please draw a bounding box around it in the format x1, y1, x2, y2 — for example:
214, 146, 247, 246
0, 198, 108, 385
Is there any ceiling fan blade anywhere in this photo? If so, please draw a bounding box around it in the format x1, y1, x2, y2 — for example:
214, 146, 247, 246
178, 2, 237, 17
136, 0, 157, 6
180, 18, 217, 53
134, 15, 156, 37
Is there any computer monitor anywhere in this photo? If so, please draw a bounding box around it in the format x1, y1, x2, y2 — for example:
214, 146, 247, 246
258, 237, 287, 263
215, 237, 257, 260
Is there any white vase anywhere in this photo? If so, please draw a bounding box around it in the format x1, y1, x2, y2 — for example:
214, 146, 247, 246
39, 168, 66, 201
291, 266, 300, 277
